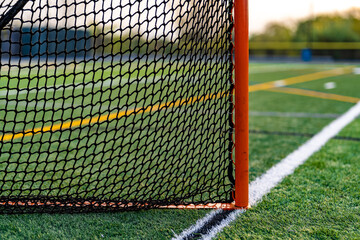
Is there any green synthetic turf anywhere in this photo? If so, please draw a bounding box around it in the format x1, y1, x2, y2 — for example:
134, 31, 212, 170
0, 210, 208, 239
250, 68, 326, 84
250, 91, 353, 114
217, 120, 360, 240
0, 62, 360, 239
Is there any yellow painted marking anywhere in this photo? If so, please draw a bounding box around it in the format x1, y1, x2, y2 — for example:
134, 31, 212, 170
1, 66, 353, 142
249, 67, 353, 92
0, 92, 226, 142
268, 87, 360, 103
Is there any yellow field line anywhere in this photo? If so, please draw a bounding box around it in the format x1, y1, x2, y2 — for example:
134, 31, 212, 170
268, 87, 360, 103
0, 92, 226, 142
249, 66, 353, 92
1, 66, 353, 142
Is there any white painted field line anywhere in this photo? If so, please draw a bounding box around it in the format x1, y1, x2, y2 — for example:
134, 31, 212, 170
174, 101, 360, 240
172, 210, 223, 240
0, 77, 123, 97
0, 74, 179, 97
200, 210, 245, 240
1, 100, 120, 112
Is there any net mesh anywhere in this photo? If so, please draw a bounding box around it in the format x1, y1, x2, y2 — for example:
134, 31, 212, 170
0, 0, 234, 213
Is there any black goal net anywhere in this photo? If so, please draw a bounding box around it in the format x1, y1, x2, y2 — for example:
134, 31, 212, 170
0, 0, 234, 213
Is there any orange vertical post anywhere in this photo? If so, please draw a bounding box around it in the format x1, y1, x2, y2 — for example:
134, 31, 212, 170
234, 0, 249, 208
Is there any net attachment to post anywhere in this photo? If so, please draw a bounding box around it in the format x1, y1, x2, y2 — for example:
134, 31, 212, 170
0, 0, 248, 213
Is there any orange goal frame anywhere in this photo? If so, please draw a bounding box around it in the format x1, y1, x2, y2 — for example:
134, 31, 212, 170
234, 0, 249, 209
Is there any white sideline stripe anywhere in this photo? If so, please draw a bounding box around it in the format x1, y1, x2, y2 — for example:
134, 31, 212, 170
172, 210, 223, 240
172, 209, 245, 240
174, 101, 360, 240
200, 210, 245, 240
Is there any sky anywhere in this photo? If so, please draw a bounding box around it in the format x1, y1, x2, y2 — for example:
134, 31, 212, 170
249, 0, 360, 33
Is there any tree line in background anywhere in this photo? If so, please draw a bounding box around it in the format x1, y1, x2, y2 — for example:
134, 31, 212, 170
250, 8, 360, 60
251, 8, 360, 42
1, 0, 229, 58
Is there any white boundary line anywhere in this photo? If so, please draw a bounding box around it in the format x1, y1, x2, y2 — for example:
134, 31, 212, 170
201, 210, 245, 240
174, 101, 360, 240
172, 210, 223, 239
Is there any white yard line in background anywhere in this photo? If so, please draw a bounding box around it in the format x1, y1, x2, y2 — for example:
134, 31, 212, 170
0, 75, 179, 111
1, 100, 71, 110
0, 77, 123, 97
0, 77, 123, 110
0, 74, 180, 98
1, 100, 119, 112
174, 101, 360, 240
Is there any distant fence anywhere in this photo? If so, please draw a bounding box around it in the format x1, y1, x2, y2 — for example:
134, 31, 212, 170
250, 42, 360, 50
250, 42, 360, 61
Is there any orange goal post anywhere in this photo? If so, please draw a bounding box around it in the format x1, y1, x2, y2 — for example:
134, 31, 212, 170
234, 0, 249, 209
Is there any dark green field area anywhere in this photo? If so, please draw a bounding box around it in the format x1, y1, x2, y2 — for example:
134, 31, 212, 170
0, 62, 359, 239
250, 91, 354, 113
